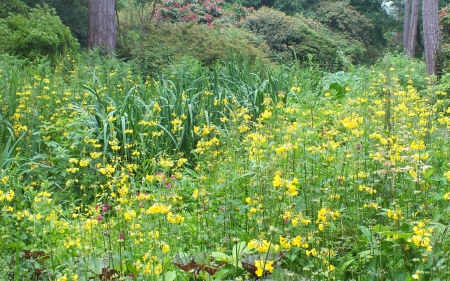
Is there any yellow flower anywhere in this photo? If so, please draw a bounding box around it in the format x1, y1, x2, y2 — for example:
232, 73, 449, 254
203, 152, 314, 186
341, 117, 359, 130
146, 203, 171, 214
162, 244, 170, 253
57, 275, 68, 281
291, 235, 302, 247
279, 236, 292, 249
273, 172, 282, 187
444, 171, 450, 181
444, 192, 450, 200
248, 239, 270, 253
254, 260, 274, 277
306, 248, 317, 257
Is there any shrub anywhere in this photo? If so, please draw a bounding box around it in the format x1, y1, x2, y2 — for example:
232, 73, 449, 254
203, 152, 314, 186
0, 4, 79, 61
0, 0, 27, 19
239, 7, 345, 71
118, 21, 270, 76
153, 0, 253, 26
313, 1, 376, 64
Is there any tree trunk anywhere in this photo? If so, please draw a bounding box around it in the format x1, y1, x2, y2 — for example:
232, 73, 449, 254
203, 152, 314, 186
407, 0, 420, 58
423, 0, 440, 75
403, 0, 411, 49
88, 0, 116, 56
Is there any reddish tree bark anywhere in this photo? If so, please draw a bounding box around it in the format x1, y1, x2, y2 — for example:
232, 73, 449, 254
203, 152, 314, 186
88, 0, 116, 55
423, 0, 440, 75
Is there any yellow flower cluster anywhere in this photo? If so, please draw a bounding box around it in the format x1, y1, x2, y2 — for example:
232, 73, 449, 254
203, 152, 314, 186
248, 239, 271, 253
146, 203, 171, 214
272, 172, 299, 196
254, 259, 274, 277
409, 221, 433, 251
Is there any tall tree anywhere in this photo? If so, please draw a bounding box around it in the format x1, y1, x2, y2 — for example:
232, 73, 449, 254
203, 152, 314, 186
88, 0, 116, 55
403, 0, 411, 48
406, 0, 420, 58
423, 0, 440, 75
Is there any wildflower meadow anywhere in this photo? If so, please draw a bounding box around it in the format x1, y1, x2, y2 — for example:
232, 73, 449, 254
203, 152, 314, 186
2, 52, 450, 281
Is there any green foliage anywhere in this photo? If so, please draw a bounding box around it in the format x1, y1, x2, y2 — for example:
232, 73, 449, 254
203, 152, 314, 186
239, 7, 345, 71
272, 0, 307, 15
313, 1, 377, 64
0, 0, 27, 18
0, 5, 79, 61
350, 0, 397, 45
119, 21, 270, 75
232, 0, 310, 15
43, 0, 88, 47
438, 4, 450, 75
18, 0, 88, 47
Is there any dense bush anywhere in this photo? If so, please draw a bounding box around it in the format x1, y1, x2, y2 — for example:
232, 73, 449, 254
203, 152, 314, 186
0, 0, 27, 19
0, 5, 79, 61
153, 0, 253, 26
118, 21, 270, 75
313, 1, 375, 64
239, 7, 345, 70
232, 0, 310, 15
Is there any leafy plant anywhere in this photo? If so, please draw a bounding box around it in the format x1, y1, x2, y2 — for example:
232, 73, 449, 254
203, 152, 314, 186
0, 4, 79, 61
239, 7, 345, 71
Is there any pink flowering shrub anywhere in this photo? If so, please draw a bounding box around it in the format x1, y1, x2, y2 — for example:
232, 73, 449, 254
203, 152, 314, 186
154, 0, 253, 25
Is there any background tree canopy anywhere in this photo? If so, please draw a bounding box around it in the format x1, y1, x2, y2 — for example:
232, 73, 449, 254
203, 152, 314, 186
1, 0, 449, 72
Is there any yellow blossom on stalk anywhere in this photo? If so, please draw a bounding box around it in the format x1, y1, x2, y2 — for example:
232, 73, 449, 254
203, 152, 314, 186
291, 235, 304, 248
0, 176, 9, 184
192, 189, 199, 199
57, 275, 68, 281
273, 172, 282, 187
444, 192, 450, 200
279, 236, 292, 249
159, 158, 174, 168
248, 239, 271, 253
124, 209, 136, 221
409, 221, 433, 251
177, 158, 188, 167
90, 152, 102, 159
167, 212, 185, 224
306, 248, 317, 257
79, 159, 90, 167
84, 218, 99, 231
387, 208, 403, 221
5, 190, 14, 202
254, 260, 274, 277
290, 86, 301, 92
410, 140, 425, 150
444, 171, 450, 181
316, 208, 340, 223
162, 244, 170, 253
341, 117, 359, 130
146, 203, 171, 214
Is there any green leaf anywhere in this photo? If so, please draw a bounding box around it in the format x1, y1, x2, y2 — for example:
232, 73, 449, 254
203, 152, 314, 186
211, 252, 230, 262
163, 270, 177, 281
340, 258, 354, 270
372, 224, 390, 232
